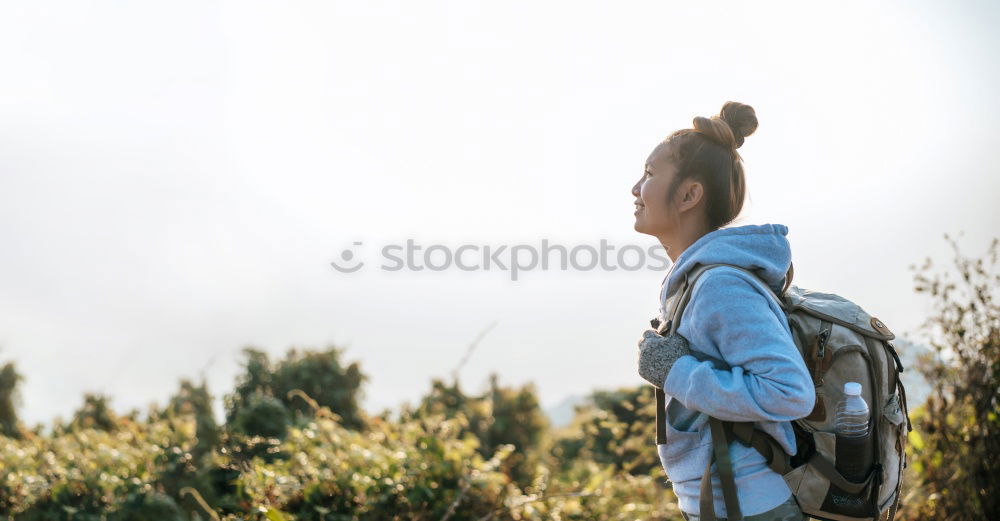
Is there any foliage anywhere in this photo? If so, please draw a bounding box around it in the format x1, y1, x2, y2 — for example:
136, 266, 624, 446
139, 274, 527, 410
230, 391, 292, 441
0, 394, 684, 520
65, 393, 120, 434
481, 374, 551, 487
224, 346, 368, 438
550, 386, 664, 478
0, 362, 24, 439
166, 378, 221, 462
897, 235, 1000, 520
398, 373, 551, 489
1, 411, 203, 519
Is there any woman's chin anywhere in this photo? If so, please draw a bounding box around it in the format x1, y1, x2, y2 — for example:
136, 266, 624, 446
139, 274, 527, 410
634, 218, 663, 237
633, 219, 648, 234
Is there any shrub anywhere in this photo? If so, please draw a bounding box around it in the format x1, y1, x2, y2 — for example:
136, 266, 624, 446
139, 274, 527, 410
898, 235, 1000, 520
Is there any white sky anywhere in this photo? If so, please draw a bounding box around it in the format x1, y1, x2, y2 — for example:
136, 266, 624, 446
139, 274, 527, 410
1, 1, 998, 428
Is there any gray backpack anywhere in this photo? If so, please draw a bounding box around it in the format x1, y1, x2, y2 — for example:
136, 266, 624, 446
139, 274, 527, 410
650, 262, 913, 521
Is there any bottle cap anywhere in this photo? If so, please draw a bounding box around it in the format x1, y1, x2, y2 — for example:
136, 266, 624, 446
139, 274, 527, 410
844, 382, 862, 396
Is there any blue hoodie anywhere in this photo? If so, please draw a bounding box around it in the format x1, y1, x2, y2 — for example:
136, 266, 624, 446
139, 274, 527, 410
655, 223, 816, 517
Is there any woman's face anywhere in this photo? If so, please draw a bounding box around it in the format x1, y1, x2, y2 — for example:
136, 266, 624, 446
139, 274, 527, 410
632, 141, 678, 237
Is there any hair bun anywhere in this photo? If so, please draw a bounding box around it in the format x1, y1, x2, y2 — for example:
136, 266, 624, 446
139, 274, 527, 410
718, 101, 758, 149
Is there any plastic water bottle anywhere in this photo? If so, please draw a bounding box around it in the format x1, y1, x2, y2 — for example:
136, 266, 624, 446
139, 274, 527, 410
835, 382, 870, 437
834, 382, 873, 483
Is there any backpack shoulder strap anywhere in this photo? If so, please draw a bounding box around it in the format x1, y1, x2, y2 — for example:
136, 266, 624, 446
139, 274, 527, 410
701, 417, 743, 521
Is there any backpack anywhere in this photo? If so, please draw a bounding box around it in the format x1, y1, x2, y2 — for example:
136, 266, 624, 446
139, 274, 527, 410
650, 261, 913, 521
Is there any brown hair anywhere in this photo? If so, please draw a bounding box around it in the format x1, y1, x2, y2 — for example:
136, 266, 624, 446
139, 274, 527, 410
662, 101, 759, 230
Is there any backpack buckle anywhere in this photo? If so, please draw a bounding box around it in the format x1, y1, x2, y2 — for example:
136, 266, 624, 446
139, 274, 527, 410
657, 320, 672, 335
817, 329, 830, 358
810, 324, 834, 385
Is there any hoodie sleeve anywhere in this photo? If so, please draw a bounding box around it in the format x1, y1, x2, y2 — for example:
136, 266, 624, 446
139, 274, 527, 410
661, 271, 816, 423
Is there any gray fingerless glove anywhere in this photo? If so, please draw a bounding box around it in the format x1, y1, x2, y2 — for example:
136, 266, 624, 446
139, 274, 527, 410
637, 329, 692, 389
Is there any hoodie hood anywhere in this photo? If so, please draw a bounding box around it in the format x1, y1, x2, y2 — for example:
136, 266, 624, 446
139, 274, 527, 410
659, 223, 792, 309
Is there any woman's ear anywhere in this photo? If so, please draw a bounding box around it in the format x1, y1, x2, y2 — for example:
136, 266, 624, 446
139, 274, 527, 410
677, 180, 704, 211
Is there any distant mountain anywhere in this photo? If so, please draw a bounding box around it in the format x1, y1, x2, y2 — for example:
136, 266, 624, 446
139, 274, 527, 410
894, 337, 932, 409
543, 394, 589, 429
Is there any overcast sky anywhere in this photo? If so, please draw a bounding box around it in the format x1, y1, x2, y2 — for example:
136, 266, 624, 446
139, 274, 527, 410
1, 0, 998, 428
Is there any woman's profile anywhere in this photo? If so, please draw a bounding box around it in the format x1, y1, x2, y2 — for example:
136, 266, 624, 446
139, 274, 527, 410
632, 101, 816, 520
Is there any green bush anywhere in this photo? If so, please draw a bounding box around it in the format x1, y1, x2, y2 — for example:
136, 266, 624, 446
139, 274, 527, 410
551, 386, 663, 478
898, 235, 1000, 520
230, 391, 291, 441
0, 391, 688, 520
1, 411, 199, 518
400, 373, 550, 489
0, 362, 24, 439
224, 347, 368, 437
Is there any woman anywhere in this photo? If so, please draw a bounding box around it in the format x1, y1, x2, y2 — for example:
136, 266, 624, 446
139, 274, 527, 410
632, 101, 816, 521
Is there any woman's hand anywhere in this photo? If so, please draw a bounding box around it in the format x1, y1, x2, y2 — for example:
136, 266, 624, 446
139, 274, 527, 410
637, 330, 692, 389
